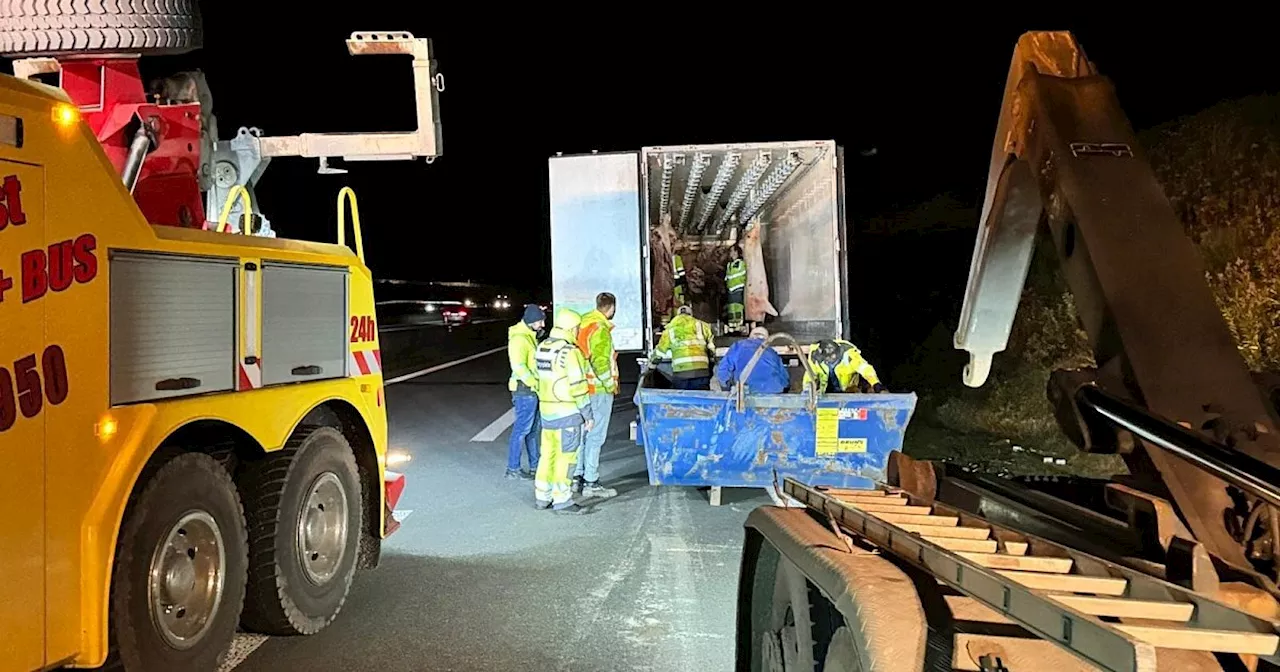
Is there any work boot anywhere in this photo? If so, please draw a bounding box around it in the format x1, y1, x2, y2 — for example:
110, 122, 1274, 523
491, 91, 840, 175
552, 500, 584, 515
534, 499, 552, 510
581, 481, 618, 499
506, 469, 533, 481
571, 475, 584, 494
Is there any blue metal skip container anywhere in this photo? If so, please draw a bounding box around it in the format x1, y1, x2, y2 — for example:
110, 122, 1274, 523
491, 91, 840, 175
634, 385, 918, 490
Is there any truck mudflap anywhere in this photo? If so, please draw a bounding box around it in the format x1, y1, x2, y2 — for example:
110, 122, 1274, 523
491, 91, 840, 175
738, 506, 929, 671
383, 470, 406, 537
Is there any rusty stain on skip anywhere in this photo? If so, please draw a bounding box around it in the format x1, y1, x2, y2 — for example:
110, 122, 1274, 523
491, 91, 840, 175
878, 408, 900, 431
662, 404, 720, 420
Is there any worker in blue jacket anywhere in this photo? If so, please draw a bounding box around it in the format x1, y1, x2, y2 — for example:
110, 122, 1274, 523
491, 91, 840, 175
713, 326, 790, 394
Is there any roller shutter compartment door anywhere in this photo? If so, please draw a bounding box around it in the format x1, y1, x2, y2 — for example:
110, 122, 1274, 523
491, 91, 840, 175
261, 263, 348, 386
110, 252, 238, 405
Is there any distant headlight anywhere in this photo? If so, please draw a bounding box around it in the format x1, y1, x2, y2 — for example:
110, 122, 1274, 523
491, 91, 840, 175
464, 298, 475, 308
425, 304, 436, 313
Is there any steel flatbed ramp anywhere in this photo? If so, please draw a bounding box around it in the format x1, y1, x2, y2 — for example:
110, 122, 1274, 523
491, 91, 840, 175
784, 477, 1280, 671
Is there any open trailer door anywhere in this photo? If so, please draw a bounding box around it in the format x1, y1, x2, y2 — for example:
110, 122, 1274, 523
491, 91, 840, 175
547, 152, 646, 351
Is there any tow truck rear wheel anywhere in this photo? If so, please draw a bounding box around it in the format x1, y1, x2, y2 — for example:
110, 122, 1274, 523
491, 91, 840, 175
110, 452, 248, 670
239, 425, 362, 635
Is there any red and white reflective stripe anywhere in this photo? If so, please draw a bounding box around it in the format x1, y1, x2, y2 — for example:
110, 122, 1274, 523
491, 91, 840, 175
349, 349, 383, 376
238, 360, 262, 390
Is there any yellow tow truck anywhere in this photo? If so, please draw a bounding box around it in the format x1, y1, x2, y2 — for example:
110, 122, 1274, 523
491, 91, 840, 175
0, 5, 440, 670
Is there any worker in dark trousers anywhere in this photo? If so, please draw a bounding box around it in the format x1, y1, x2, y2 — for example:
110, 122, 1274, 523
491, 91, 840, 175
505, 304, 545, 479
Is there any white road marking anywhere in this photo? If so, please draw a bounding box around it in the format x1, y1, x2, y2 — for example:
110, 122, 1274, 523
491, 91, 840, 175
470, 408, 516, 442
218, 633, 269, 671
383, 346, 506, 385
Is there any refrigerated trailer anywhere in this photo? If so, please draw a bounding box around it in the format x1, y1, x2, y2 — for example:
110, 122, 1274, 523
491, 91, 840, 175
547, 140, 851, 353
547, 141, 917, 494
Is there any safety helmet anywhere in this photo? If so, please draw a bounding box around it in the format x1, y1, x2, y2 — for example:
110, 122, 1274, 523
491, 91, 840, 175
554, 307, 582, 331
814, 339, 842, 366
676, 304, 693, 316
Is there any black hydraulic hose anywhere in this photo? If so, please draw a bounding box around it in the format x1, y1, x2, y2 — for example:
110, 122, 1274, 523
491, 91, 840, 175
1077, 385, 1280, 509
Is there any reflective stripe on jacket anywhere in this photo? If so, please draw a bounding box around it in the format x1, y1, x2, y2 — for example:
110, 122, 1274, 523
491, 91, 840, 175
507, 321, 539, 394
726, 258, 746, 293
673, 254, 686, 281
577, 310, 618, 395
654, 313, 716, 376
535, 331, 593, 425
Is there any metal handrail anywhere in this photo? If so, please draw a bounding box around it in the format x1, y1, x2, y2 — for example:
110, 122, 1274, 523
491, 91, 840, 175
337, 187, 365, 263
215, 184, 252, 234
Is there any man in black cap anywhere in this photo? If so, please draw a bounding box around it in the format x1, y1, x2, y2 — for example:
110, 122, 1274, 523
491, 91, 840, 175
505, 304, 546, 479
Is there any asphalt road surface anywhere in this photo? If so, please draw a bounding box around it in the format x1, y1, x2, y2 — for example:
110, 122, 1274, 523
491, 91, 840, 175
228, 318, 769, 672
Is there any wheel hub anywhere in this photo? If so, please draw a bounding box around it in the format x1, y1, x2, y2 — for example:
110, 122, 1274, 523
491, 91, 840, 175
148, 510, 226, 650
297, 471, 349, 585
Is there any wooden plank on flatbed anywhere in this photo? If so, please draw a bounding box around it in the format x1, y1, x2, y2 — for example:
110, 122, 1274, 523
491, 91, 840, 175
873, 512, 960, 527
1114, 624, 1280, 656
834, 494, 909, 507
1047, 595, 1194, 622
841, 502, 933, 515
899, 524, 991, 539
997, 570, 1128, 596
923, 536, 999, 553
958, 552, 1074, 574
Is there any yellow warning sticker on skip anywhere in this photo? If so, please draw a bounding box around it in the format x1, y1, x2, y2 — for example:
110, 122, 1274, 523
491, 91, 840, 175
815, 408, 868, 455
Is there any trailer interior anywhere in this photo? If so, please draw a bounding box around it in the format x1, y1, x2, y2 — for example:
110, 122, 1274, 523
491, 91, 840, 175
639, 141, 848, 350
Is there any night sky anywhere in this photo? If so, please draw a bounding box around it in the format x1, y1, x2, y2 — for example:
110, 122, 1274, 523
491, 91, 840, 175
131, 16, 1279, 295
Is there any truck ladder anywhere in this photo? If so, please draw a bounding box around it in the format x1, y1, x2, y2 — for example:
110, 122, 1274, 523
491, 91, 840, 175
783, 477, 1280, 671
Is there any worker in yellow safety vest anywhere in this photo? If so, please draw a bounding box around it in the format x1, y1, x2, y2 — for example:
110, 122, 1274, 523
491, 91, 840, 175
672, 244, 688, 310
652, 304, 717, 390
505, 304, 545, 480
573, 292, 620, 499
534, 307, 595, 513
725, 245, 747, 333
803, 338, 886, 393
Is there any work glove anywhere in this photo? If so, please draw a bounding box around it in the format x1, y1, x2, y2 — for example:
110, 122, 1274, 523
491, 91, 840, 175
872, 383, 886, 394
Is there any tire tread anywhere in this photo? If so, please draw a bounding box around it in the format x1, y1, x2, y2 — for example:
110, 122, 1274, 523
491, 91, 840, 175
110, 451, 248, 671
239, 425, 358, 636
0, 0, 197, 55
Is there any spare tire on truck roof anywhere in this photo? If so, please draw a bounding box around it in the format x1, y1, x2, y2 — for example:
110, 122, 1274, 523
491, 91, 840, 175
0, 0, 202, 57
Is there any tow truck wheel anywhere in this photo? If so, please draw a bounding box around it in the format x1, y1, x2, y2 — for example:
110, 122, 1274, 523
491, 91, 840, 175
240, 425, 362, 636
110, 452, 249, 670
0, 0, 202, 57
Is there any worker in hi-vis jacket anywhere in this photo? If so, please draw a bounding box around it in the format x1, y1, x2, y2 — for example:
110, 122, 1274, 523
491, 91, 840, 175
504, 304, 545, 480
534, 308, 594, 513
672, 242, 688, 311
725, 244, 746, 333
803, 338, 886, 394
652, 305, 717, 390
573, 292, 620, 500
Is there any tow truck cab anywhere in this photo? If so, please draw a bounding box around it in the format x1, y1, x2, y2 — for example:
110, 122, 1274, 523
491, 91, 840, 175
0, 74, 400, 670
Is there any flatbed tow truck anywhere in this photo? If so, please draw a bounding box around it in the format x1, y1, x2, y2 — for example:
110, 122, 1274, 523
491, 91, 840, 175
0, 4, 441, 670
736, 32, 1280, 671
